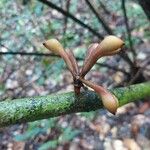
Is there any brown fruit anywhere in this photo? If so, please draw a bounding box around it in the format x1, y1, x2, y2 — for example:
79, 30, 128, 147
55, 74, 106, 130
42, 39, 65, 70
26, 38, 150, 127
100, 91, 119, 115
96, 35, 124, 56
43, 39, 64, 54
80, 78, 119, 114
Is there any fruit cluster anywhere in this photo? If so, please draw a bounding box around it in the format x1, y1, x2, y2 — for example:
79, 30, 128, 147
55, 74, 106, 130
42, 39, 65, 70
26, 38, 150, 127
43, 35, 124, 115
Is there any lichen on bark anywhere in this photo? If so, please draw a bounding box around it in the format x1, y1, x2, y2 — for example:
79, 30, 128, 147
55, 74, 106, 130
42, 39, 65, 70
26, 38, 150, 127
0, 82, 149, 127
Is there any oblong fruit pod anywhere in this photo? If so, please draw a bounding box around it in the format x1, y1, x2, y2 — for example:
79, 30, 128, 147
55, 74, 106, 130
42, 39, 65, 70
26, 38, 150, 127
43, 39, 74, 76
80, 43, 99, 77
43, 39, 64, 54
99, 90, 119, 115
80, 78, 119, 115
80, 35, 124, 77
67, 49, 79, 75
84, 43, 99, 65
95, 35, 124, 56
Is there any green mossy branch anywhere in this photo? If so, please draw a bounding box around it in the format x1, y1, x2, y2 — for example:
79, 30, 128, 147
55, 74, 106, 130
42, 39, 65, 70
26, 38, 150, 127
0, 82, 150, 127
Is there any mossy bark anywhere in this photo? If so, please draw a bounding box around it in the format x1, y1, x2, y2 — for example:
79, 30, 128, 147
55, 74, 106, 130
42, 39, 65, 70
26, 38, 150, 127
0, 82, 150, 127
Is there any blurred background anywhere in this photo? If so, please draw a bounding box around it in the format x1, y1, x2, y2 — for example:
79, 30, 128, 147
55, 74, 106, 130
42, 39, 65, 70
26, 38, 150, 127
0, 0, 150, 149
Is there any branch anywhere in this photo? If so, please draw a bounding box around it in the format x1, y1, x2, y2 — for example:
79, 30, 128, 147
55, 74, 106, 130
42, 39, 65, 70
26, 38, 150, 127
85, 0, 113, 34
0, 49, 130, 75
38, 0, 103, 39
138, 0, 150, 20
121, 0, 136, 58
63, 0, 71, 46
0, 51, 57, 57
119, 51, 135, 69
98, 0, 111, 15
0, 82, 149, 127
37, 0, 135, 70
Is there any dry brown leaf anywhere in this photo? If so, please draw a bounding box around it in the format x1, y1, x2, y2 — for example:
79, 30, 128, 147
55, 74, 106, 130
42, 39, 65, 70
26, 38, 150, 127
123, 138, 141, 150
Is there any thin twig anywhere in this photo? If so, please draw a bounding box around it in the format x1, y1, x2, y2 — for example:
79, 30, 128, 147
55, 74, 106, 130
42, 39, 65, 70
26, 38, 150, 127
138, 0, 150, 20
0, 51, 129, 75
85, 0, 113, 34
38, 0, 103, 39
63, 0, 71, 46
0, 50, 56, 57
119, 51, 135, 68
0, 44, 129, 75
38, 0, 135, 71
127, 60, 149, 85
121, 0, 136, 59
64, 0, 71, 33
38, 0, 133, 68
98, 0, 111, 15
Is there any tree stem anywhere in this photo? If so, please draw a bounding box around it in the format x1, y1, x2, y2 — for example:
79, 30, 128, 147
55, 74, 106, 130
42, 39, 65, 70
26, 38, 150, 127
0, 82, 149, 127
